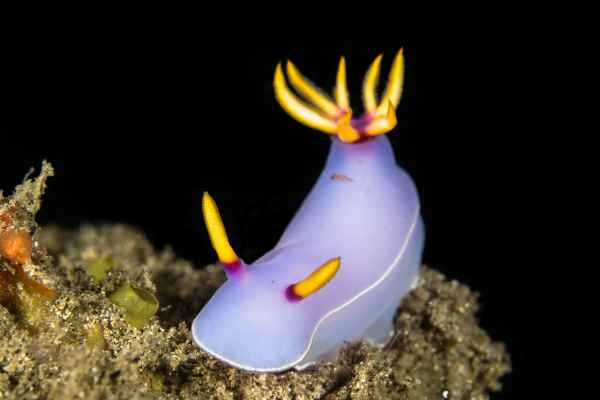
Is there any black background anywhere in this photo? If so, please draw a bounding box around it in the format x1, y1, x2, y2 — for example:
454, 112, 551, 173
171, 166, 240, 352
2, 38, 531, 398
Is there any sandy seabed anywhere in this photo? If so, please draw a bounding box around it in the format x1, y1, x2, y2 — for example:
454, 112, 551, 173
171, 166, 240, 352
0, 164, 510, 399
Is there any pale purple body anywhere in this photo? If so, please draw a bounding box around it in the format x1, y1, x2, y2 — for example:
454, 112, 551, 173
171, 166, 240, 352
192, 135, 424, 371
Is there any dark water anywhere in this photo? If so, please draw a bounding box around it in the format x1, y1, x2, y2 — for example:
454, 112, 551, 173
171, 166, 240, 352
2, 39, 539, 399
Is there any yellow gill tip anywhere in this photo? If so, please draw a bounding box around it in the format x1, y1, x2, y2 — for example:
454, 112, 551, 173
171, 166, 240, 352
366, 100, 398, 136
362, 54, 384, 113
285, 60, 339, 117
335, 56, 350, 111
274, 49, 405, 140
375, 48, 405, 116
273, 62, 338, 134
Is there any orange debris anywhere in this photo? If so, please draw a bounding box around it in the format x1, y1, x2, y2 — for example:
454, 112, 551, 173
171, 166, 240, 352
0, 268, 16, 306
0, 227, 58, 300
0, 207, 16, 226
0, 229, 32, 265
13, 264, 57, 300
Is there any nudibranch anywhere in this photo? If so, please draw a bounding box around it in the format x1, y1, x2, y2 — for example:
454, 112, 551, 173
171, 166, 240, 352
192, 49, 425, 372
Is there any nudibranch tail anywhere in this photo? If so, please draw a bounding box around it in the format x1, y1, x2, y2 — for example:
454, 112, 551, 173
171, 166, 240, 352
286, 257, 341, 302
273, 49, 405, 144
202, 192, 244, 276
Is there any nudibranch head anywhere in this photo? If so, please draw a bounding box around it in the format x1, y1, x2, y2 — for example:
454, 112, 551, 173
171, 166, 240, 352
273, 49, 405, 143
192, 49, 424, 372
193, 231, 346, 370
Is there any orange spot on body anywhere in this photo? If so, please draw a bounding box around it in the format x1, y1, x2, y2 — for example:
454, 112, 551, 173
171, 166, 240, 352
330, 173, 354, 183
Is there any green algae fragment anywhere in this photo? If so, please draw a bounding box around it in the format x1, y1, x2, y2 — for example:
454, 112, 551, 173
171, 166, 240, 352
85, 322, 107, 349
146, 371, 165, 392
2, 214, 510, 399
16, 287, 50, 330
108, 283, 159, 329
85, 256, 115, 283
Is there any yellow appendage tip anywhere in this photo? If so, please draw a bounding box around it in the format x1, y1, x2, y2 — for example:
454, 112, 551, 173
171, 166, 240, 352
292, 257, 341, 298
375, 48, 405, 116
362, 54, 383, 113
202, 192, 239, 265
286, 61, 339, 117
335, 56, 350, 110
365, 100, 398, 136
273, 63, 337, 134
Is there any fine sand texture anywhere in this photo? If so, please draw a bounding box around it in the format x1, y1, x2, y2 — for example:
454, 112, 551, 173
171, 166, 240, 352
0, 163, 510, 399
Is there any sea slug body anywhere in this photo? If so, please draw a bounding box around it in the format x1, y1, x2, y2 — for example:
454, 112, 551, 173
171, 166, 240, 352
192, 49, 425, 372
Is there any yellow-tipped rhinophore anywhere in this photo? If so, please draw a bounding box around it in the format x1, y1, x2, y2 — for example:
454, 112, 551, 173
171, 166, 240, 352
362, 54, 383, 113
335, 56, 350, 111
273, 49, 405, 143
290, 257, 341, 299
286, 61, 339, 117
375, 48, 405, 116
202, 192, 239, 265
273, 63, 337, 134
